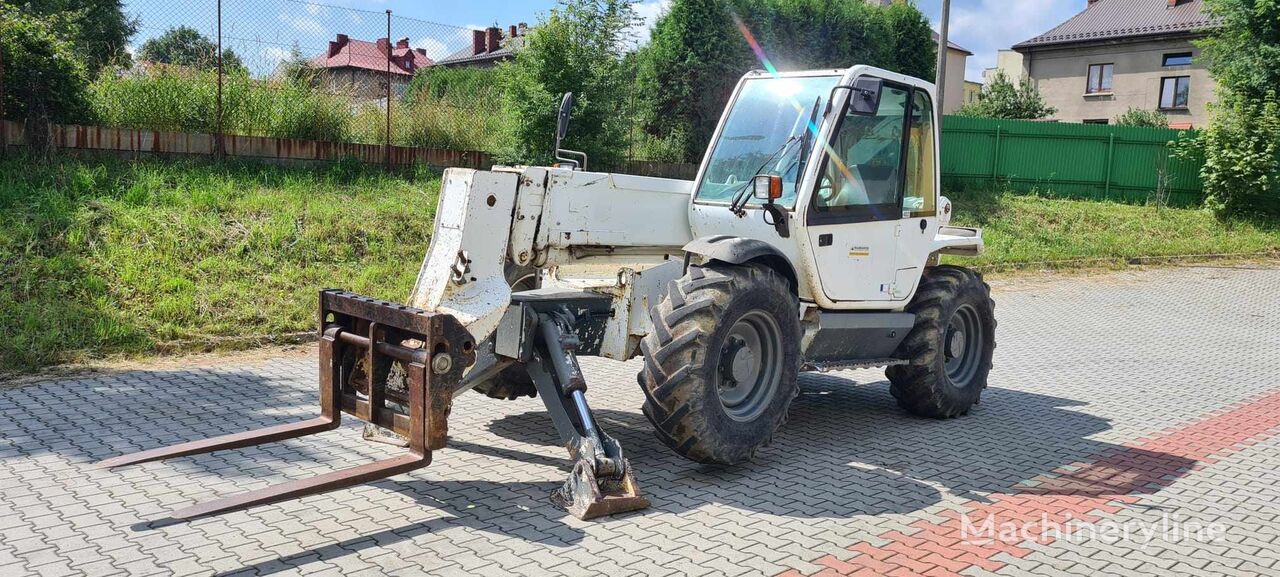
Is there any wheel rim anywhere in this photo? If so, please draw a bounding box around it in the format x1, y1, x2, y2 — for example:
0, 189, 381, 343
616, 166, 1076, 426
944, 303, 983, 388
716, 311, 783, 422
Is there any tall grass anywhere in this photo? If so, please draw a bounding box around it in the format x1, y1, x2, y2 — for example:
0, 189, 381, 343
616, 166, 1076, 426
87, 66, 508, 151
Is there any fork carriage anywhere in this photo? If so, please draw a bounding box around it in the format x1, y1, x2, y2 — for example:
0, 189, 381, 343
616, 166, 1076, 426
98, 290, 474, 520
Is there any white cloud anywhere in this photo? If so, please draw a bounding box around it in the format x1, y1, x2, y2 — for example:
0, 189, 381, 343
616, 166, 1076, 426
413, 37, 452, 59
278, 13, 326, 37
628, 0, 671, 48
262, 46, 293, 65
928, 0, 1084, 83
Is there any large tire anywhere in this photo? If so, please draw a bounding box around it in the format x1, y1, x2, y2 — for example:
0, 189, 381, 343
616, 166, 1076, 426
887, 265, 996, 418
639, 263, 801, 465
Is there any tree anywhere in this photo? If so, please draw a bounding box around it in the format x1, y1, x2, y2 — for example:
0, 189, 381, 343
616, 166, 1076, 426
636, 0, 935, 162
1190, 0, 1280, 218
138, 26, 245, 73
1199, 0, 1280, 104
955, 71, 1056, 120
0, 6, 93, 153
1113, 107, 1169, 128
13, 0, 138, 74
498, 0, 638, 168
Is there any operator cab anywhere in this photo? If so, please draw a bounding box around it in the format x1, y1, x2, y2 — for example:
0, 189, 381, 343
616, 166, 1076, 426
688, 66, 944, 309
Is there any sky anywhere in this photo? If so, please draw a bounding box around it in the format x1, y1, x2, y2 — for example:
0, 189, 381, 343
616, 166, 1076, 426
126, 0, 1090, 82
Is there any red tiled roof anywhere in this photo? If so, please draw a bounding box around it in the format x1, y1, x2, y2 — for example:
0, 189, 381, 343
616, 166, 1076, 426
311, 36, 432, 76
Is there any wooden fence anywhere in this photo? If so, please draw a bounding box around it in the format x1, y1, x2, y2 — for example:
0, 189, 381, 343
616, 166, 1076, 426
0, 120, 493, 170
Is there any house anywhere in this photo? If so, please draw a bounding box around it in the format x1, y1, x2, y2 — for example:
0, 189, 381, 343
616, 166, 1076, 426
933, 31, 974, 114
983, 49, 1027, 85
1012, 0, 1219, 128
433, 25, 528, 68
310, 35, 433, 98
963, 80, 983, 106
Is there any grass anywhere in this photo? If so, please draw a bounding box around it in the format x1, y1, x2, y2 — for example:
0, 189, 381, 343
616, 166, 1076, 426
0, 153, 440, 372
2, 155, 1278, 373
89, 67, 508, 152
946, 187, 1280, 269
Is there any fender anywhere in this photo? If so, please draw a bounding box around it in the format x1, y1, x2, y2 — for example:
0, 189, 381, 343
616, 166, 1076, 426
682, 235, 799, 292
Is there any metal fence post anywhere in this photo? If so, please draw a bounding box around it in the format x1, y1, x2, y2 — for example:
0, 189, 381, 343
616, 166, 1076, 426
1104, 133, 1115, 200
385, 9, 392, 171
215, 0, 224, 159
991, 125, 1002, 186
0, 47, 7, 158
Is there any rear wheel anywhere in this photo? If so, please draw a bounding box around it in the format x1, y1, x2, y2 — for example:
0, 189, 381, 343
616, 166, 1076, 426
887, 265, 996, 418
639, 263, 801, 465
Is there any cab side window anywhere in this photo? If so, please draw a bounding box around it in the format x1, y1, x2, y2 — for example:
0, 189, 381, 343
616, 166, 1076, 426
904, 91, 937, 216
813, 85, 909, 222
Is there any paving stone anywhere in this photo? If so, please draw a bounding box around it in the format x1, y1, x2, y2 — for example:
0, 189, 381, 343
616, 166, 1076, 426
3, 263, 1280, 576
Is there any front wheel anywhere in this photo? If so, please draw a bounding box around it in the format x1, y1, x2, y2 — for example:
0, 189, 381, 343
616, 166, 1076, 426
887, 266, 996, 418
639, 263, 801, 465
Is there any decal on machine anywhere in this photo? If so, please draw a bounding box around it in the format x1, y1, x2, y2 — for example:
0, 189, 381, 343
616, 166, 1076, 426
848, 246, 871, 259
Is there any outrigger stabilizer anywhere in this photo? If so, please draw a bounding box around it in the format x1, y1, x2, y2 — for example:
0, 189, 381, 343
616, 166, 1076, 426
96, 290, 647, 522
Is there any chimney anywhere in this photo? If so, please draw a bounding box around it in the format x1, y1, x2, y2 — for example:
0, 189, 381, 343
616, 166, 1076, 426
509, 25, 518, 39
329, 33, 349, 57
376, 37, 389, 56
472, 29, 486, 55
486, 26, 500, 53
396, 37, 410, 50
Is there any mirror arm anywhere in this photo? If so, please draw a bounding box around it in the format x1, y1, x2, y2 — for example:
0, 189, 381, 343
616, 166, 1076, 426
763, 203, 790, 238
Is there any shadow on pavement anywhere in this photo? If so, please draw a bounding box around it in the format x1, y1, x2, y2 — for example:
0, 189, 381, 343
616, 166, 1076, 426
7, 364, 1200, 576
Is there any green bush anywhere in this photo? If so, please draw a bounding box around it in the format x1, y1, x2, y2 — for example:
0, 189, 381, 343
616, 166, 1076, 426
1114, 107, 1169, 128
0, 6, 93, 125
956, 70, 1056, 120
1177, 92, 1280, 219
498, 0, 637, 168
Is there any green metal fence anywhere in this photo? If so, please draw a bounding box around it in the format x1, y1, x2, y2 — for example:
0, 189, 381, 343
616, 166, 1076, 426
940, 116, 1203, 207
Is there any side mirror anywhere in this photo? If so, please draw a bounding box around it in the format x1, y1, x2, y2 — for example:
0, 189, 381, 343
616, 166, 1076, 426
556, 92, 574, 144
751, 175, 790, 238
848, 77, 883, 116
751, 174, 783, 202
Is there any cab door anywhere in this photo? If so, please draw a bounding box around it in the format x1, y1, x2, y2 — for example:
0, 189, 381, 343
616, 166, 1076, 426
894, 89, 942, 301
804, 81, 912, 302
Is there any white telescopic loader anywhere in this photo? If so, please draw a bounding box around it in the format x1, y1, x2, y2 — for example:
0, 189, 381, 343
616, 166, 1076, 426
99, 66, 995, 523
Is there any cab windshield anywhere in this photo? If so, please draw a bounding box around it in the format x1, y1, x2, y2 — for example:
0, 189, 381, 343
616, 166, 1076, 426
694, 75, 840, 208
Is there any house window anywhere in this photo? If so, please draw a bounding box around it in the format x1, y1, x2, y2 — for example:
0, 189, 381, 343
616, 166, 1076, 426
1086, 63, 1113, 94
1162, 52, 1193, 67
1160, 76, 1191, 109
1083, 119, 1109, 125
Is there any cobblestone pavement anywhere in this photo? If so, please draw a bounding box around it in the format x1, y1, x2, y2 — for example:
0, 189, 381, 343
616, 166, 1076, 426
3, 263, 1280, 577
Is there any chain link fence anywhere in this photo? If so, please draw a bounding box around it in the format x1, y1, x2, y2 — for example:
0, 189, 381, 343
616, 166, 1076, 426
83, 0, 511, 160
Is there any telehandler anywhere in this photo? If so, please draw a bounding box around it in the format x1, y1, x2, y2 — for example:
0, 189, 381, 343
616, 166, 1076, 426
99, 66, 995, 522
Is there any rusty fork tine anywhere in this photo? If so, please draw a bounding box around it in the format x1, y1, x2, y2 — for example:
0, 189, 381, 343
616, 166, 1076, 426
169, 452, 429, 520
96, 417, 339, 469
